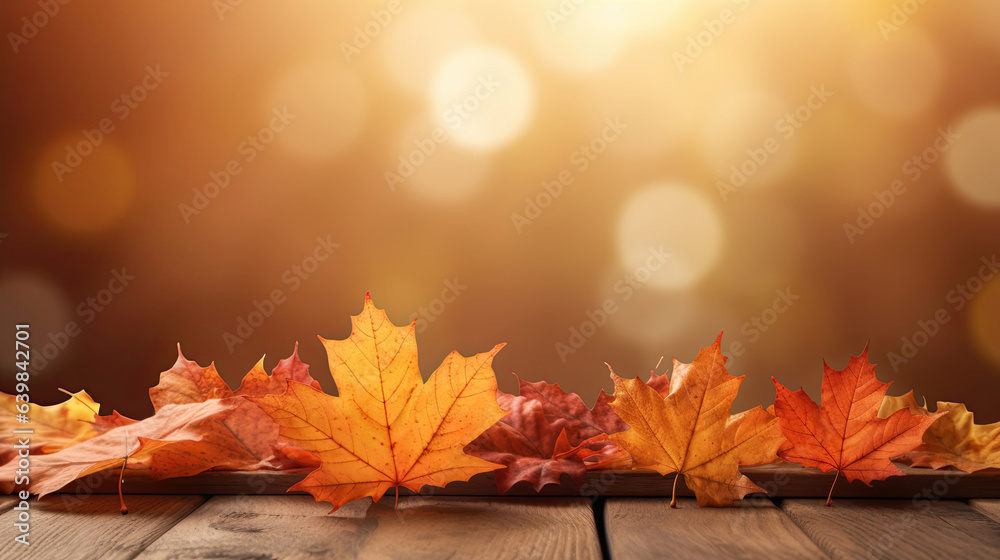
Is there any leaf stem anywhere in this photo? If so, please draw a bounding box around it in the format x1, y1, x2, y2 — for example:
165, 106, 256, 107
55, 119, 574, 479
119, 431, 129, 515
826, 470, 840, 507
670, 474, 679, 508
118, 460, 128, 515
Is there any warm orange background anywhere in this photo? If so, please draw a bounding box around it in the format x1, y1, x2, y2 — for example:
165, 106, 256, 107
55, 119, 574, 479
1, 0, 999, 421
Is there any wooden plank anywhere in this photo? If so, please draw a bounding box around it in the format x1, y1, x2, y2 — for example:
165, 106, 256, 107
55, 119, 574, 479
782, 499, 1000, 560
0, 495, 205, 560
971, 499, 1000, 524
606, 498, 828, 559
57, 463, 1000, 498
137, 495, 601, 560
0, 495, 17, 514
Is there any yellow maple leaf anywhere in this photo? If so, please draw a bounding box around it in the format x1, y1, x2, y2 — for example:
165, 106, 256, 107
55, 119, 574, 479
608, 334, 783, 507
250, 294, 506, 511
879, 391, 1000, 472
0, 390, 100, 463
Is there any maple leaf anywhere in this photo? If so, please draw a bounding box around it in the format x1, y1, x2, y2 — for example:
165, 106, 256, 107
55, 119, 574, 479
772, 344, 940, 505
0, 390, 100, 465
144, 343, 321, 475
465, 379, 628, 493
150, 342, 319, 406
608, 334, 783, 507
250, 294, 506, 512
0, 346, 319, 497
0, 399, 241, 497
879, 391, 1000, 472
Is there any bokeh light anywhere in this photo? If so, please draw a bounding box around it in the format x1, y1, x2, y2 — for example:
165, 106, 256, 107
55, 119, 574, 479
2, 0, 999, 422
381, 6, 481, 95
430, 47, 535, 151
532, 2, 630, 74
616, 184, 724, 291
945, 106, 1000, 207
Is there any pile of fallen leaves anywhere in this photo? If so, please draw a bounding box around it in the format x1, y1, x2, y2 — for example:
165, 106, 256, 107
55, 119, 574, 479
2, 295, 998, 512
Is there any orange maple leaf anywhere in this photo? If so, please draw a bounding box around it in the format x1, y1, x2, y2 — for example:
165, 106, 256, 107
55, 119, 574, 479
250, 294, 506, 512
608, 334, 784, 507
773, 345, 940, 505
879, 391, 1000, 472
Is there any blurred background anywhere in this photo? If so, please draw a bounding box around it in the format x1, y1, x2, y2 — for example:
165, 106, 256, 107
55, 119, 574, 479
1, 0, 999, 421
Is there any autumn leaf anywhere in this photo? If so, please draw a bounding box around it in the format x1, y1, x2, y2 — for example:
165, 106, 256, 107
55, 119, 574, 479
879, 391, 1000, 472
250, 294, 506, 512
773, 344, 940, 505
149, 342, 319, 407
1, 345, 320, 497
0, 399, 241, 497
608, 334, 783, 507
145, 342, 322, 475
465, 379, 628, 493
0, 390, 100, 465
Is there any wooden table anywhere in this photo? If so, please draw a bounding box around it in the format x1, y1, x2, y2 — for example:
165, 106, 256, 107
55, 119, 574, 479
3, 466, 999, 559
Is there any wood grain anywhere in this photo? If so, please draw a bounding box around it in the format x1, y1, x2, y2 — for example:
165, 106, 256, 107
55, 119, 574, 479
137, 495, 601, 560
0, 495, 205, 560
971, 500, 1000, 524
782, 499, 1000, 560
0, 495, 17, 514
57, 463, 1000, 499
606, 497, 828, 559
